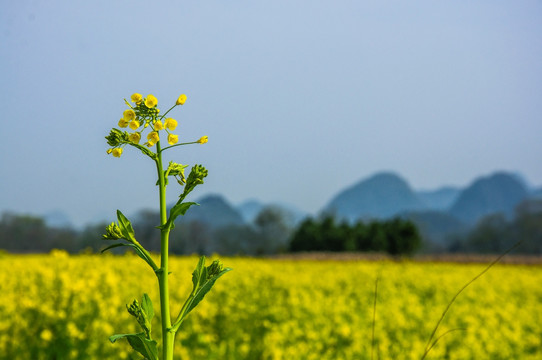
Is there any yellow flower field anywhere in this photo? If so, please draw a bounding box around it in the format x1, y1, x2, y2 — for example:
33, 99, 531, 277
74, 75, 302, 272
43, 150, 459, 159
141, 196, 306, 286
0, 251, 540, 359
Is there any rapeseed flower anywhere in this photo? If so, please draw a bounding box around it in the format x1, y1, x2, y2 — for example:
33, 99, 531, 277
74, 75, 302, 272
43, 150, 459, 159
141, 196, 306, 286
168, 134, 179, 145
131, 93, 142, 104
154, 120, 164, 131
147, 131, 159, 144
118, 118, 129, 128
197, 136, 208, 144
129, 133, 141, 144
123, 109, 136, 121
40, 329, 53, 342
129, 120, 140, 130
176, 94, 187, 105
145, 94, 158, 108
112, 148, 123, 157
164, 118, 177, 131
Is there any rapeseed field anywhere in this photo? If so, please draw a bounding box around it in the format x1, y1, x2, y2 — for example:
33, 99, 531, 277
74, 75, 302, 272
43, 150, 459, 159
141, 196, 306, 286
0, 251, 540, 359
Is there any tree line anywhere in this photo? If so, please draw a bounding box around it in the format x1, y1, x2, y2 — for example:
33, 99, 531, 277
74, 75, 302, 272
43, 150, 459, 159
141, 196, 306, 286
1, 200, 541, 255
289, 216, 421, 255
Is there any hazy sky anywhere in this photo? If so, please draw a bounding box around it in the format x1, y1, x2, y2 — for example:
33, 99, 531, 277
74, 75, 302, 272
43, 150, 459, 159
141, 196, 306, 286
2, 1, 542, 226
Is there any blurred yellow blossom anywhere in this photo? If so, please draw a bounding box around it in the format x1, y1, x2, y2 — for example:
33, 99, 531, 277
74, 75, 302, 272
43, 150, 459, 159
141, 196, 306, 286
40, 329, 53, 342
112, 148, 123, 157
118, 118, 129, 128
197, 136, 208, 144
147, 131, 159, 144
123, 109, 136, 121
154, 120, 164, 130
176, 94, 187, 105
145, 94, 158, 108
168, 134, 179, 145
129, 133, 141, 144
129, 120, 140, 130
131, 93, 142, 104
2, 254, 542, 359
164, 118, 177, 130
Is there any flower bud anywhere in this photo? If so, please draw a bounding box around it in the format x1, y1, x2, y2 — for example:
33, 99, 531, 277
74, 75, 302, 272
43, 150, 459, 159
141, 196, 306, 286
105, 128, 129, 147
207, 260, 224, 277
176, 94, 187, 105
102, 222, 124, 240
197, 136, 208, 144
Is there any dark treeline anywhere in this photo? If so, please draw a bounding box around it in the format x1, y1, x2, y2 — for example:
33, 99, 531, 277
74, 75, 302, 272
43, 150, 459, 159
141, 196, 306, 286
1, 201, 541, 255
289, 216, 421, 255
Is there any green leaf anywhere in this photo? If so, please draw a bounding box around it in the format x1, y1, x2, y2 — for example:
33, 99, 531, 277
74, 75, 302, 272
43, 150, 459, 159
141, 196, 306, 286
128, 244, 155, 270
116, 210, 136, 243
187, 258, 231, 315
160, 202, 198, 232
141, 293, 154, 323
101, 243, 127, 253
109, 332, 158, 360
174, 256, 231, 330
171, 201, 198, 222
130, 142, 158, 160
100, 243, 157, 271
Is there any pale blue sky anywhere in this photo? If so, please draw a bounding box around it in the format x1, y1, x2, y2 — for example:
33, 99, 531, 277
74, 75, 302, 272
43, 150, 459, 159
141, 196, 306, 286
1, 1, 541, 226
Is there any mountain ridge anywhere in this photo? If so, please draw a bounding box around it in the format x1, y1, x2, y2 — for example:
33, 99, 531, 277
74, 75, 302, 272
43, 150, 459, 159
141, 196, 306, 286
29, 170, 541, 235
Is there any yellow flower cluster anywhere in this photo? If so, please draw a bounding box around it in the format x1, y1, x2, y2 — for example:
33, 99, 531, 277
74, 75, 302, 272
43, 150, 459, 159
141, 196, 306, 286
107, 93, 208, 157
1, 254, 540, 359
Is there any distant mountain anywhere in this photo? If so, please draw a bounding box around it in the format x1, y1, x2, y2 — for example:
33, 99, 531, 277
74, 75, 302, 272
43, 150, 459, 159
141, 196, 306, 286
178, 194, 245, 228
323, 172, 426, 221
449, 172, 529, 225
404, 210, 467, 246
417, 187, 461, 211
237, 199, 309, 225
531, 187, 542, 199
237, 199, 264, 223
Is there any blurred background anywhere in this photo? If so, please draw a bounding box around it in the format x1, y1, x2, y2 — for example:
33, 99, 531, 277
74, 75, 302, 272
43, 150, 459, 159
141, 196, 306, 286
1, 1, 541, 254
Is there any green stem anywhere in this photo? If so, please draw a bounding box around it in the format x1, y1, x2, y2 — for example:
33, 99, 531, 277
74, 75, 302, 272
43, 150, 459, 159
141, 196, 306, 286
160, 140, 201, 153
159, 104, 178, 119
156, 141, 175, 360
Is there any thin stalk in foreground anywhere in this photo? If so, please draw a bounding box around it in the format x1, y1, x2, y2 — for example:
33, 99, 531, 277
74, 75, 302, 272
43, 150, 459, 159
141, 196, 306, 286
420, 242, 521, 360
